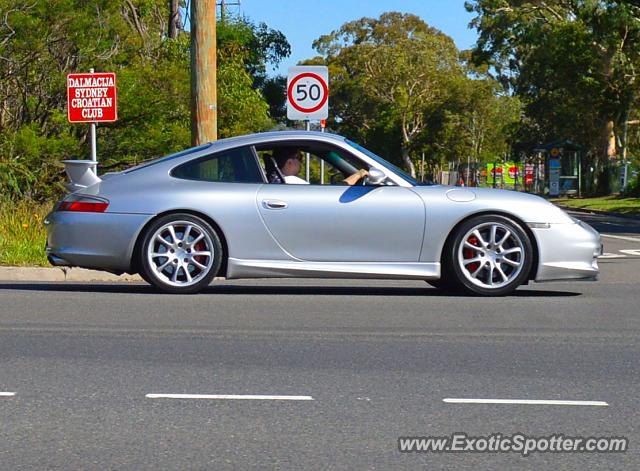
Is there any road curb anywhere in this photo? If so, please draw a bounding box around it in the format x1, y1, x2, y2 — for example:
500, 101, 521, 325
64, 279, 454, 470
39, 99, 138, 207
0, 266, 143, 282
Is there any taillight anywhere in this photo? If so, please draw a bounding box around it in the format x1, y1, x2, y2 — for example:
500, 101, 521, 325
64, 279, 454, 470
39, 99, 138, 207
58, 195, 109, 213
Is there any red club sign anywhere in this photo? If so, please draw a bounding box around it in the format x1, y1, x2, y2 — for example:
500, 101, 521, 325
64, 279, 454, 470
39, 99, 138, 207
67, 72, 117, 123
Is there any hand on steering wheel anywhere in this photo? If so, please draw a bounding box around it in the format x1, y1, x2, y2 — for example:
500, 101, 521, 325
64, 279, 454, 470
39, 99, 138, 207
343, 168, 369, 186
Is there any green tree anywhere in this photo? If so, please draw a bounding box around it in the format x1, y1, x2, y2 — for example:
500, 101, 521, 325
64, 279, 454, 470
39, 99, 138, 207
466, 0, 640, 193
439, 75, 521, 164
313, 12, 462, 177
0, 0, 288, 201
217, 16, 291, 123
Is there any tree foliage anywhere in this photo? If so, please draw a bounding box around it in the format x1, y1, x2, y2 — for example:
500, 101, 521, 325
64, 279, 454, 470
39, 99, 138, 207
439, 75, 522, 165
311, 12, 520, 177
217, 17, 291, 126
466, 0, 640, 192
0, 1, 288, 201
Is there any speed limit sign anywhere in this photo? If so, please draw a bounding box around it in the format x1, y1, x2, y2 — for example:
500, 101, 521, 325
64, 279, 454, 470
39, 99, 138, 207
287, 66, 329, 120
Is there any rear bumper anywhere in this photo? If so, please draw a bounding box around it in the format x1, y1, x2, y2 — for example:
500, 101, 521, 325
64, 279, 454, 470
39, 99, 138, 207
44, 211, 152, 273
532, 221, 601, 282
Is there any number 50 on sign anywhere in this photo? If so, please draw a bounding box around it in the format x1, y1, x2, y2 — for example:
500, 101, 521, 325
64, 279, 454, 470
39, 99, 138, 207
287, 66, 329, 121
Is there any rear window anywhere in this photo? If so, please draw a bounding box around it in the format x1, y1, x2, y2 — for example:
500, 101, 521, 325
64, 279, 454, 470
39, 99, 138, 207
124, 144, 212, 174
171, 146, 263, 183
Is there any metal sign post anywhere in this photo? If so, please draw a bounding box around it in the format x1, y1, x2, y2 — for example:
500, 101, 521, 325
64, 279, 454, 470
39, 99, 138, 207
89, 68, 97, 170
305, 120, 310, 181
320, 119, 326, 184
90, 122, 97, 173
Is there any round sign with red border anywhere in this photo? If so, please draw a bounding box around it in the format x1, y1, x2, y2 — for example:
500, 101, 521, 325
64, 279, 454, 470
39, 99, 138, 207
287, 66, 329, 120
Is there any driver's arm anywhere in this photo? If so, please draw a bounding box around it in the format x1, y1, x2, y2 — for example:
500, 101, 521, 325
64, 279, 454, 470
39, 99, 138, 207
343, 168, 369, 186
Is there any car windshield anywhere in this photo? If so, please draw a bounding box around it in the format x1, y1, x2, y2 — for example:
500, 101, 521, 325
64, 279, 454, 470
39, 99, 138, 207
345, 139, 417, 185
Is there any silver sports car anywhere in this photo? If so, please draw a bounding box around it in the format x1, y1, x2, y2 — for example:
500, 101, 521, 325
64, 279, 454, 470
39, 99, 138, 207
45, 131, 601, 295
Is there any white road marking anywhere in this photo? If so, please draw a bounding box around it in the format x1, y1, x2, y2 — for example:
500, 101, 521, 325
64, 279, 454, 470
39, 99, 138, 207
620, 249, 640, 256
0, 392, 15, 397
601, 234, 640, 243
598, 252, 627, 259
443, 398, 608, 407
145, 394, 314, 401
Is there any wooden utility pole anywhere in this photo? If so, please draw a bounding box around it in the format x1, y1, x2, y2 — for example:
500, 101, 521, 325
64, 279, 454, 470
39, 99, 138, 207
191, 0, 217, 145
168, 0, 180, 39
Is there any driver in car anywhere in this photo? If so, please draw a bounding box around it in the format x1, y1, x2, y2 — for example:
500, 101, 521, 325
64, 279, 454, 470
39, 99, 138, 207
274, 148, 369, 186
273, 148, 308, 184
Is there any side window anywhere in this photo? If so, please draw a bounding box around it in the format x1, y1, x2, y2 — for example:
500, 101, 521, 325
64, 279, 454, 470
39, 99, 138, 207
254, 142, 370, 185
171, 146, 263, 183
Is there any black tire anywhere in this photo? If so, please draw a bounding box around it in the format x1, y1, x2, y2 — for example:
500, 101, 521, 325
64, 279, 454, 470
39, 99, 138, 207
442, 214, 533, 296
138, 269, 154, 286
139, 213, 223, 294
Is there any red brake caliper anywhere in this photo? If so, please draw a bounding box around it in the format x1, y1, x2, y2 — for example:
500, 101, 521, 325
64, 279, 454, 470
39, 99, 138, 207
194, 241, 206, 270
464, 236, 480, 272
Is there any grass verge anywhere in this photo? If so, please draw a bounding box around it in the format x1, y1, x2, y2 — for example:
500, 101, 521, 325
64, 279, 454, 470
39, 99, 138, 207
0, 200, 52, 266
551, 195, 640, 217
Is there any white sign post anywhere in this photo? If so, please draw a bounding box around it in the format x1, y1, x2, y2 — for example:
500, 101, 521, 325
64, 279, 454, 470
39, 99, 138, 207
287, 66, 329, 180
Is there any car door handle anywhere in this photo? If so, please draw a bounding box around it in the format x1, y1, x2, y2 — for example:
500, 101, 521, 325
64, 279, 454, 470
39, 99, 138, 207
262, 199, 288, 210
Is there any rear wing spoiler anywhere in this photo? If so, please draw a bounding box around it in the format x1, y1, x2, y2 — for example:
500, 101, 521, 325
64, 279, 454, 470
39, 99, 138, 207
62, 160, 102, 192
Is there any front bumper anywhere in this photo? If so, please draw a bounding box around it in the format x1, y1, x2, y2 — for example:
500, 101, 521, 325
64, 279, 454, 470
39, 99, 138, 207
44, 211, 152, 273
532, 220, 601, 282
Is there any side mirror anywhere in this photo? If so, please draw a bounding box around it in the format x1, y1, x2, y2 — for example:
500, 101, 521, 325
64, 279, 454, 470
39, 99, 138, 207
368, 168, 387, 185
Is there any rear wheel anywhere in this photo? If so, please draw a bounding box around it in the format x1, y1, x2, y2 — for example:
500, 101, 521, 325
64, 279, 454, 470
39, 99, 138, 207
140, 214, 222, 294
442, 215, 533, 296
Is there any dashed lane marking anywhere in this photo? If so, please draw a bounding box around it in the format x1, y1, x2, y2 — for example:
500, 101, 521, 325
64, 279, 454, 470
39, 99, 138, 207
145, 394, 314, 401
443, 398, 608, 407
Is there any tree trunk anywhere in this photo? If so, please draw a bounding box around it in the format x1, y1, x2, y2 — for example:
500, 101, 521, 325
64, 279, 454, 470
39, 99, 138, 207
401, 117, 417, 178
592, 120, 616, 195
606, 120, 616, 158
401, 146, 416, 178
168, 0, 180, 39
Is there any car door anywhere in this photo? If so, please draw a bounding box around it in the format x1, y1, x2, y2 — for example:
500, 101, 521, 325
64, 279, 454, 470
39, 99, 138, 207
256, 184, 425, 262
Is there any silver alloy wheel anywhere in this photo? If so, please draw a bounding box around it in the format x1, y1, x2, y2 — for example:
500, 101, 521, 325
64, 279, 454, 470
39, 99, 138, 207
456, 222, 525, 290
146, 220, 215, 288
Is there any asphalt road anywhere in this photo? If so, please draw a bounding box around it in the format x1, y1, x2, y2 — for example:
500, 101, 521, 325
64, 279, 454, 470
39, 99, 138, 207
1, 212, 639, 470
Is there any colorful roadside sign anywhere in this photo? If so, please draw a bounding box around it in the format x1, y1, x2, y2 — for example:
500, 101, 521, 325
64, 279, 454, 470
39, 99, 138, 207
287, 66, 329, 121
524, 163, 534, 186
487, 162, 524, 185
67, 72, 117, 123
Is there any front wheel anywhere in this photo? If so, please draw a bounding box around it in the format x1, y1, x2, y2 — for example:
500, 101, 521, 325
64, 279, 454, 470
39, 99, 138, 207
443, 215, 533, 296
140, 214, 223, 294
